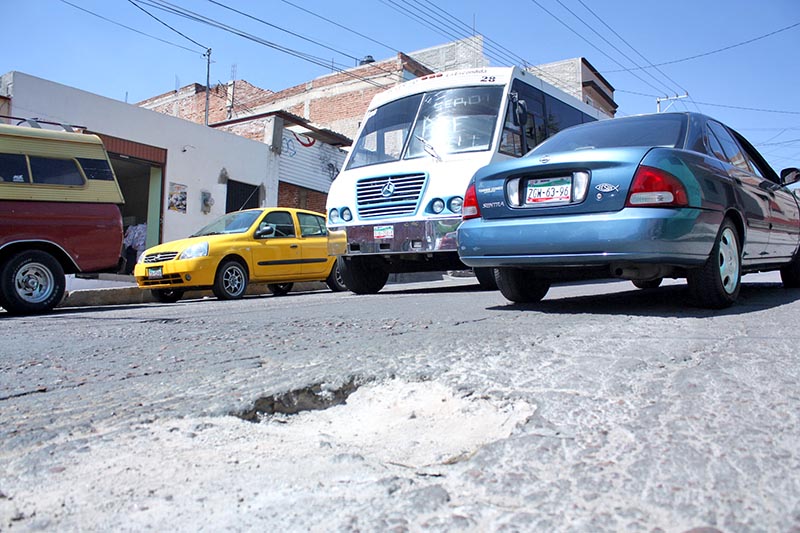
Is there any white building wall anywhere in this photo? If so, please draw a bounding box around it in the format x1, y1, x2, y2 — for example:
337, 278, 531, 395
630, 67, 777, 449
0, 71, 272, 242
278, 129, 346, 193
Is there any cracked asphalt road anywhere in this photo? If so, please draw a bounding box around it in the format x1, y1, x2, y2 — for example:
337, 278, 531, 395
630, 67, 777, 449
1, 274, 799, 532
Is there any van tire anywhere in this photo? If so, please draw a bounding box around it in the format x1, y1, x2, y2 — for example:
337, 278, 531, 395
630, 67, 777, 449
0, 251, 66, 315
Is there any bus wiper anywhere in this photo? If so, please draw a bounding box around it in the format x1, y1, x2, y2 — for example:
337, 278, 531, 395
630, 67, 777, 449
415, 135, 442, 161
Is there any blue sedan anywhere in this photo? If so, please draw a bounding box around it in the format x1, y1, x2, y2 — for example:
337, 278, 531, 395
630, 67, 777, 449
457, 112, 800, 308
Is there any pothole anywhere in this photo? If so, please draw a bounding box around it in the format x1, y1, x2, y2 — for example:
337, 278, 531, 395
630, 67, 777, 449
232, 378, 536, 468
234, 378, 360, 422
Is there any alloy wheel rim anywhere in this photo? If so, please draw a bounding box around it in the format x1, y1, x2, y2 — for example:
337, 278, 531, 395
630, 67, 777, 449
223, 267, 244, 295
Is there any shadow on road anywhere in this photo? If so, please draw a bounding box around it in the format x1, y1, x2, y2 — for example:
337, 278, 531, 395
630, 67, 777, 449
487, 282, 800, 318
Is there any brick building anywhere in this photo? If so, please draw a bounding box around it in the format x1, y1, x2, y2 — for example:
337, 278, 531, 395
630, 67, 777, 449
137, 37, 616, 211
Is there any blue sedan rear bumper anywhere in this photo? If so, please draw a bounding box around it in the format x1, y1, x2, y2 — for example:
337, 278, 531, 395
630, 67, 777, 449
457, 207, 722, 268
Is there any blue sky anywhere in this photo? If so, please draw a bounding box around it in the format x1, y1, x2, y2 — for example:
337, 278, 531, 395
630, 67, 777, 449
5, 0, 799, 171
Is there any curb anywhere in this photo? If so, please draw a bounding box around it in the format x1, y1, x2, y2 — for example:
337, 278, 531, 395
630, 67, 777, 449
58, 281, 329, 308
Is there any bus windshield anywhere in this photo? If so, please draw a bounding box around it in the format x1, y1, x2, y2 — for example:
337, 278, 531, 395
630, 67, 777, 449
346, 86, 504, 170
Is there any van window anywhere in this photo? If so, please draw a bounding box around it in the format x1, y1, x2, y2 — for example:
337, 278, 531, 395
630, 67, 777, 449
0, 153, 30, 183
78, 158, 116, 181
30, 157, 85, 186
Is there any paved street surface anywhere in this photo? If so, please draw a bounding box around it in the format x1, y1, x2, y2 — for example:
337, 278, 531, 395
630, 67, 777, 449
1, 273, 799, 532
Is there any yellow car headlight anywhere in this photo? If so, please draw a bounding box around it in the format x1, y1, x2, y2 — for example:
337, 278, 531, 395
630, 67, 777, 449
179, 241, 209, 260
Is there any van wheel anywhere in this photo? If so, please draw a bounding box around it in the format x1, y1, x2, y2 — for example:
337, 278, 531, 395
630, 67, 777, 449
338, 256, 389, 294
267, 283, 293, 296
151, 289, 184, 303
495, 268, 550, 303
0, 251, 66, 315
325, 258, 347, 292
213, 260, 248, 300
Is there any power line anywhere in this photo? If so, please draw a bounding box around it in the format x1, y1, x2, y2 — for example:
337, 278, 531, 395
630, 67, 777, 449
205, 0, 406, 84
528, 0, 674, 97
607, 20, 800, 72
572, 0, 699, 113
57, 0, 202, 55
552, 0, 677, 97
137, 0, 391, 89
128, 0, 206, 50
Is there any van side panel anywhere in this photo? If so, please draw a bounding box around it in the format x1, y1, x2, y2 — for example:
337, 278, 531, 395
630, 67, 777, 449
0, 200, 123, 272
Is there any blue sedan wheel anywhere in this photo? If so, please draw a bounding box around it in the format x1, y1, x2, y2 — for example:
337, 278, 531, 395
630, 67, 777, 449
495, 268, 551, 304
687, 219, 741, 309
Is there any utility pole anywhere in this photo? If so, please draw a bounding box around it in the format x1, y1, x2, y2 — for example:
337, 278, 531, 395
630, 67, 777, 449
657, 93, 688, 113
204, 48, 212, 126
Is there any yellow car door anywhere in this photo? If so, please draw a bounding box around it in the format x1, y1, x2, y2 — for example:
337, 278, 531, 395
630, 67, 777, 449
250, 210, 302, 280
297, 211, 331, 277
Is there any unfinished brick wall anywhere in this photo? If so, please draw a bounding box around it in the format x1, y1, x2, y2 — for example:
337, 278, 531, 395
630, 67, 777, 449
277, 181, 327, 213
137, 80, 274, 124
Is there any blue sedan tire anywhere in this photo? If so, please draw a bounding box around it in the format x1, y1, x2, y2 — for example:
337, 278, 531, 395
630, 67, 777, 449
687, 219, 741, 309
474, 267, 499, 290
780, 252, 800, 288
495, 268, 550, 303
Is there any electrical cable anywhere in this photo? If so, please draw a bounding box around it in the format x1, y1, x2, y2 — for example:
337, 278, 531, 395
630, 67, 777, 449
528, 0, 675, 97
205, 0, 407, 83
57, 0, 202, 55
606, 21, 800, 72
128, 0, 207, 50
136, 0, 391, 89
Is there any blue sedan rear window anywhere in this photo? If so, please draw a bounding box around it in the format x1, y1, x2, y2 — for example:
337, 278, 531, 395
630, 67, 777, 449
528, 114, 687, 155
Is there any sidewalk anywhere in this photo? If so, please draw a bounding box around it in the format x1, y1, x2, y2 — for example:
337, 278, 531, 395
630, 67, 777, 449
58, 272, 448, 309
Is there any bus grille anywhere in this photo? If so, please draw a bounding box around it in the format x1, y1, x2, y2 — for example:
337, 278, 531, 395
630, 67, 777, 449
356, 173, 426, 219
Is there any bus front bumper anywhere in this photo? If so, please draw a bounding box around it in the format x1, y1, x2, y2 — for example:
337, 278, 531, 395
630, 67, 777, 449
328, 218, 462, 256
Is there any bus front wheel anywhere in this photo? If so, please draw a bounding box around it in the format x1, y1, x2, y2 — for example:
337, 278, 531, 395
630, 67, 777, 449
339, 256, 389, 294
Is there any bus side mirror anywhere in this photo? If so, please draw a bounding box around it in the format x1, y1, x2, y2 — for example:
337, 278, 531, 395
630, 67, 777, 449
515, 100, 529, 127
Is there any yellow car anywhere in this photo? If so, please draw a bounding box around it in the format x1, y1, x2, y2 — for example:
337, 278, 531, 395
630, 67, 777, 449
134, 208, 345, 303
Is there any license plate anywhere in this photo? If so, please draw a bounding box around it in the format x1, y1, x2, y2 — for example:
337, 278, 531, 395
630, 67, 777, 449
147, 266, 163, 279
374, 225, 394, 239
526, 176, 572, 205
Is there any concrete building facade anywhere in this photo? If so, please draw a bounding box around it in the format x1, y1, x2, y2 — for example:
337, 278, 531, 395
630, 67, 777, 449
0, 72, 346, 247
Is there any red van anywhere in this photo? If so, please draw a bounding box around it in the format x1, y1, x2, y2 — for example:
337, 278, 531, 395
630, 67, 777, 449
0, 123, 125, 314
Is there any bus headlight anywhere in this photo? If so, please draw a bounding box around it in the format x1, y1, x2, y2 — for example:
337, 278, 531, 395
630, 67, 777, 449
448, 196, 463, 213
329, 208, 341, 223
341, 207, 353, 221
431, 198, 445, 214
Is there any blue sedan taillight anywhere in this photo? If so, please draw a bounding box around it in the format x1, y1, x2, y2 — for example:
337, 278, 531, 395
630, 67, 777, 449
626, 165, 689, 207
